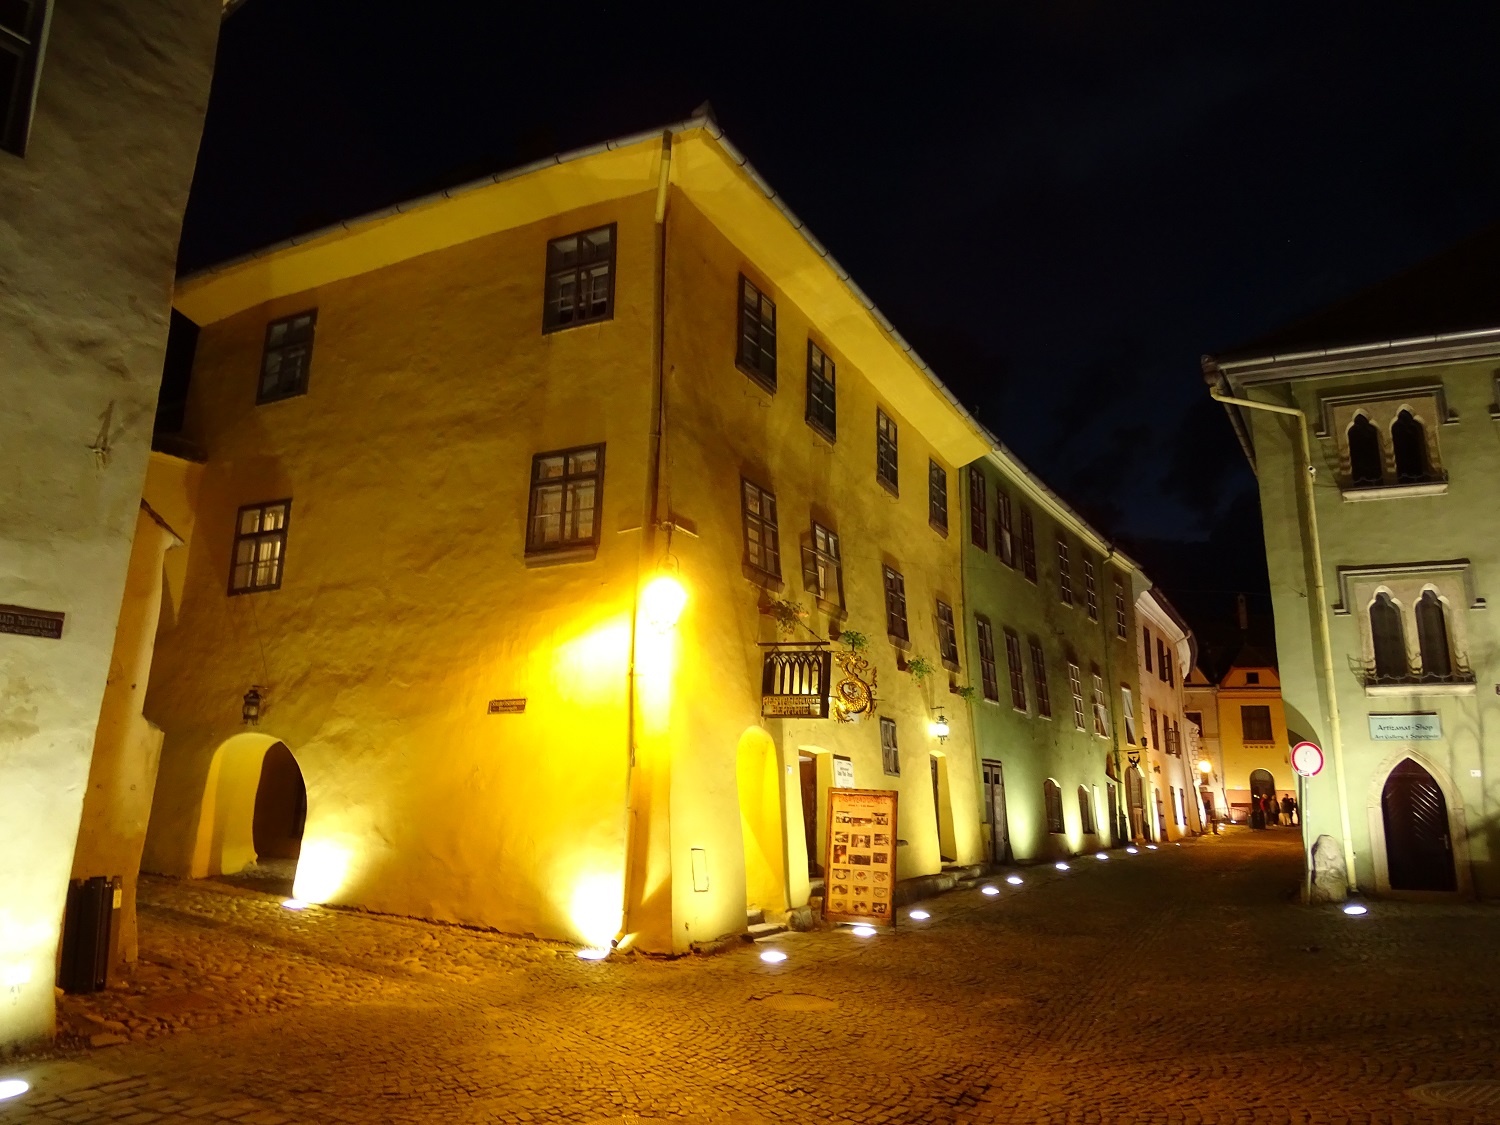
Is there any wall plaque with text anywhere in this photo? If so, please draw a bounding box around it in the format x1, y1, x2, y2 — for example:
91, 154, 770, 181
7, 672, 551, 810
487, 698, 526, 714
1369, 712, 1441, 741
0, 604, 65, 640
822, 787, 899, 929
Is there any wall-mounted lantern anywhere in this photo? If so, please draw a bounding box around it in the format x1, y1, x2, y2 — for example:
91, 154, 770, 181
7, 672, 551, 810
929, 712, 950, 744
242, 686, 263, 726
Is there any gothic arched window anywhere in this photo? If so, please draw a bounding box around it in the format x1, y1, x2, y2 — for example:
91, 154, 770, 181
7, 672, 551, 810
1369, 593, 1407, 681
1348, 415, 1383, 486
1391, 410, 1431, 483
1416, 590, 1453, 680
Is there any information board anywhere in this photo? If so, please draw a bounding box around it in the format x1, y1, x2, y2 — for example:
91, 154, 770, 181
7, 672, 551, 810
1369, 713, 1441, 741
822, 787, 899, 929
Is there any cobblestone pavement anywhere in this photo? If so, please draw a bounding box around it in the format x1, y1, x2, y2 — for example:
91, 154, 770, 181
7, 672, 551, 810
6, 829, 1500, 1124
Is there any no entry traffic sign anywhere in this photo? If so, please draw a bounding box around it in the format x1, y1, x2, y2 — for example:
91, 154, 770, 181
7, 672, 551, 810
1291, 741, 1324, 777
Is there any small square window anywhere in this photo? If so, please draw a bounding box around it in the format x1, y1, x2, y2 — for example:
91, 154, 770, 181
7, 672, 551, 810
806, 340, 836, 438
258, 311, 317, 404
526, 445, 604, 555
229, 500, 291, 594
876, 409, 899, 495
741, 479, 781, 578
883, 565, 909, 642
737, 275, 777, 391
928, 460, 948, 534
543, 225, 615, 332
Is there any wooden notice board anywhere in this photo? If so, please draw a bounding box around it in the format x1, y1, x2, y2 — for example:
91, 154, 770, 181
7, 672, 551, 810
822, 787, 899, 929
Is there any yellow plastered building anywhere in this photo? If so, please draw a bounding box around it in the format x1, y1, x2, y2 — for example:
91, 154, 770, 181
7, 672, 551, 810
1214, 660, 1294, 820
139, 117, 993, 953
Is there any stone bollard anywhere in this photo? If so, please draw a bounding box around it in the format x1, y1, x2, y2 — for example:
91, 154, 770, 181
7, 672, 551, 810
1309, 834, 1348, 903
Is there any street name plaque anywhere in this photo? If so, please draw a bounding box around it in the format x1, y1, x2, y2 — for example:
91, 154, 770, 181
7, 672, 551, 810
0, 604, 65, 640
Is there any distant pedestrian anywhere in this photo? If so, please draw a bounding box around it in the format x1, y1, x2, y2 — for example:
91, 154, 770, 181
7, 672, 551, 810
1282, 794, 1298, 825
1265, 795, 1280, 826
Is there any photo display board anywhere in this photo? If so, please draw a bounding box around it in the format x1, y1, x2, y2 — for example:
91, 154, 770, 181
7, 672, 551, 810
822, 787, 899, 929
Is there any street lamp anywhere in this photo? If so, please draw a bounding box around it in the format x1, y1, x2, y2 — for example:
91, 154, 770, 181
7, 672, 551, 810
242, 686, 263, 726
929, 712, 950, 743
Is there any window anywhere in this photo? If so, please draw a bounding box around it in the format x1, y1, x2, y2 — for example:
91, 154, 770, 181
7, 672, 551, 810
741, 479, 780, 578
229, 500, 291, 594
527, 445, 604, 554
968, 467, 987, 550
1084, 557, 1098, 621
802, 522, 843, 607
1114, 578, 1128, 639
1241, 705, 1273, 743
1019, 507, 1037, 582
1245, 671, 1260, 685
1348, 414, 1383, 486
1143, 627, 1153, 673
543, 225, 616, 331
1158, 639, 1170, 682
258, 311, 317, 403
928, 460, 948, 533
936, 601, 959, 668
1077, 786, 1095, 834
1174, 786, 1186, 826
0, 0, 44, 156
736, 275, 777, 390
1369, 593, 1407, 681
1091, 670, 1110, 738
1029, 638, 1051, 718
1416, 590, 1453, 679
1121, 686, 1138, 744
1392, 410, 1431, 482
977, 616, 999, 701
1056, 536, 1074, 605
883, 565, 909, 641
876, 408, 899, 494
1044, 780, 1064, 834
1067, 663, 1086, 730
994, 488, 1014, 566
880, 716, 900, 776
1185, 710, 1203, 734
1149, 706, 1159, 749
1003, 629, 1027, 711
805, 340, 837, 438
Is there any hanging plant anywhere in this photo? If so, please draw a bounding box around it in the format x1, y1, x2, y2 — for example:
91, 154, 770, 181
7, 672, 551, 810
767, 597, 807, 636
954, 684, 977, 701
838, 628, 870, 654
905, 656, 936, 684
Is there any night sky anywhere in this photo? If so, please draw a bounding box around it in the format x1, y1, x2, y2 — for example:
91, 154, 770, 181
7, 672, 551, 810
176, 1, 1500, 655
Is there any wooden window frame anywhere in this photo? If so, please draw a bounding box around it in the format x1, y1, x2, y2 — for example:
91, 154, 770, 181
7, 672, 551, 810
802, 521, 843, 608
1091, 670, 1111, 738
1044, 780, 1065, 834
1143, 627, 1153, 673
1029, 637, 1051, 718
1057, 535, 1074, 605
0, 0, 46, 157
228, 499, 292, 596
883, 565, 909, 642
1241, 704, 1273, 743
1113, 577, 1128, 639
542, 223, 617, 333
977, 616, 999, 702
257, 310, 318, 404
1077, 786, 1095, 835
805, 340, 836, 440
995, 488, 1014, 566
525, 444, 606, 557
928, 460, 948, 535
1020, 506, 1037, 583
876, 408, 899, 495
740, 478, 781, 579
968, 467, 988, 550
1150, 706, 1160, 750
1083, 557, 1098, 621
936, 600, 959, 670
736, 274, 777, 392
1068, 662, 1086, 730
1003, 628, 1027, 712
880, 716, 901, 777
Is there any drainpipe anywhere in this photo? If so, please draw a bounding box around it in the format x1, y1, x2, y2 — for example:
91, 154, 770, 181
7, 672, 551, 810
1208, 390, 1357, 893
1102, 549, 1129, 844
618, 131, 674, 944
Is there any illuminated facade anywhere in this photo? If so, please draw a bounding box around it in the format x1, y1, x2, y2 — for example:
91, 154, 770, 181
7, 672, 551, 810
0, 0, 219, 1051
1131, 586, 1202, 841
138, 117, 997, 954
959, 452, 1144, 861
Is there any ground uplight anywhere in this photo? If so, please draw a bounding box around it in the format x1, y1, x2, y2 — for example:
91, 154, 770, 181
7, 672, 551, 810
760, 949, 788, 963
576, 948, 610, 961
0, 1080, 27, 1101
851, 925, 876, 938
980, 885, 1000, 896
280, 898, 308, 911
909, 909, 930, 920
1006, 874, 1023, 885
1095, 852, 1109, 861
1055, 862, 1070, 871
1343, 903, 1369, 917
1125, 846, 1139, 854
1145, 844, 1159, 850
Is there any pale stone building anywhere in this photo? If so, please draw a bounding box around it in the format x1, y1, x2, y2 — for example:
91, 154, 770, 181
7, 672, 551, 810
1132, 587, 1201, 840
0, 0, 220, 1052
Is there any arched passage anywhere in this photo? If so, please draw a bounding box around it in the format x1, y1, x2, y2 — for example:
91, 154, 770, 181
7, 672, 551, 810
190, 733, 306, 882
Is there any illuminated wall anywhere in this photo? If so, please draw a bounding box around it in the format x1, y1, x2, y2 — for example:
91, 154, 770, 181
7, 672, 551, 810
0, 2, 218, 1051
1132, 588, 1200, 840
1215, 664, 1293, 815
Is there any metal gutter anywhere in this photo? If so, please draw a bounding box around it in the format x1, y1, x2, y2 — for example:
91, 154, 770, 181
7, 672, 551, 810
1211, 326, 1500, 386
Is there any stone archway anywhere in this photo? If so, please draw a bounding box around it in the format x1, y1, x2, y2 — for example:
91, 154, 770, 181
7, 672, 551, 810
735, 726, 787, 917
190, 733, 306, 881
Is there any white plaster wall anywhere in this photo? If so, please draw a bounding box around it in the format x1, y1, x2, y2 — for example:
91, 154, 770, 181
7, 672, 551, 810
0, 0, 217, 1050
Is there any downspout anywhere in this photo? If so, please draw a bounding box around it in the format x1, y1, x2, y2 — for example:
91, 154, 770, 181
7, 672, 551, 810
1209, 389, 1357, 893
618, 131, 674, 944
1102, 549, 1129, 844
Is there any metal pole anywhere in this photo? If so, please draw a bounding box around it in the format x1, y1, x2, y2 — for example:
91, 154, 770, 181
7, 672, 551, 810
1300, 772, 1311, 904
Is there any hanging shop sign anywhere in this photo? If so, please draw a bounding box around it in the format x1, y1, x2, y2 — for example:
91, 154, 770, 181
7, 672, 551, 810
760, 644, 832, 718
0, 604, 65, 640
1290, 741, 1324, 778
1368, 713, 1441, 741
823, 787, 899, 929
487, 698, 526, 715
831, 650, 878, 722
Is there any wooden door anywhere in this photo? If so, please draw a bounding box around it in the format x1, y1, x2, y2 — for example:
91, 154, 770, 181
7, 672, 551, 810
982, 760, 1009, 864
799, 754, 820, 875
1382, 759, 1456, 891
1127, 768, 1145, 840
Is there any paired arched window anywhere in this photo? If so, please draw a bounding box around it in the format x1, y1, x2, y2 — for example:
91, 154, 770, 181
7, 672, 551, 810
1369, 593, 1407, 681
1348, 415, 1383, 486
1416, 590, 1453, 679
1043, 779, 1064, 834
1077, 786, 1095, 834
1391, 410, 1430, 482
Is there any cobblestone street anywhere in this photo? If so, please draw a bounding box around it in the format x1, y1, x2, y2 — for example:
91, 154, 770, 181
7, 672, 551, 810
7, 830, 1500, 1124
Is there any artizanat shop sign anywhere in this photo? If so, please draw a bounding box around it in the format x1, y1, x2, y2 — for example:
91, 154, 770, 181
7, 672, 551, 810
1368, 713, 1442, 741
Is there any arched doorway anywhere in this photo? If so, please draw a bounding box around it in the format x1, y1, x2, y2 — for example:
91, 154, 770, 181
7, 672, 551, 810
191, 734, 306, 888
250, 742, 306, 883
1249, 769, 1275, 830
1382, 759, 1456, 891
736, 727, 787, 916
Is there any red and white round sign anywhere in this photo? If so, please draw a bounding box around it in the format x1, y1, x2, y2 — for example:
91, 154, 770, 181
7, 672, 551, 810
1291, 741, 1324, 777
